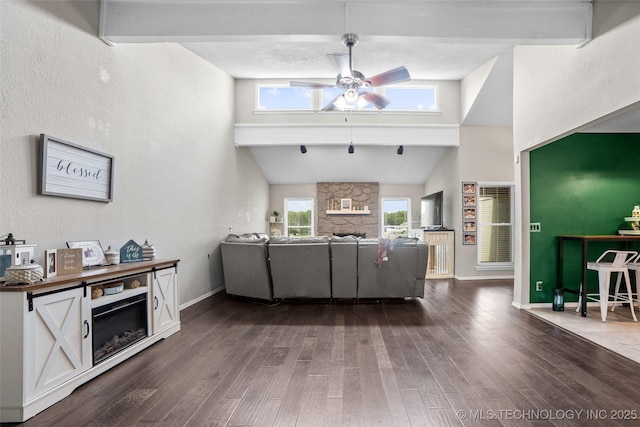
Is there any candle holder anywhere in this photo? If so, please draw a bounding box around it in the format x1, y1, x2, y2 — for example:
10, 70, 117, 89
552, 288, 564, 311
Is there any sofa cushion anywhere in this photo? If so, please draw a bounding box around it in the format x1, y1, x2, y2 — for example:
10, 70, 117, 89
269, 236, 330, 245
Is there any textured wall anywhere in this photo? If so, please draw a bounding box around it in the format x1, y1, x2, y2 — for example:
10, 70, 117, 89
0, 1, 269, 306
316, 182, 379, 238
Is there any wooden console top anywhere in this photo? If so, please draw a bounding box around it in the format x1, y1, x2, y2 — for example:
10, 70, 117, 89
0, 259, 180, 293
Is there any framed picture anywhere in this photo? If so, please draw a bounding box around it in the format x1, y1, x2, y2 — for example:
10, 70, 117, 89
462, 194, 476, 207
463, 220, 476, 232
341, 198, 352, 211
462, 182, 476, 194
66, 240, 107, 267
463, 233, 477, 245
39, 134, 114, 202
45, 249, 57, 278
463, 207, 476, 219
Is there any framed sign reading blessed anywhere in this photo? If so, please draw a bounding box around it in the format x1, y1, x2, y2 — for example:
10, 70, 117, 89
39, 134, 114, 202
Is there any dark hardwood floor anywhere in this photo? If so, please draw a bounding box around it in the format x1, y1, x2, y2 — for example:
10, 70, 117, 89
15, 279, 640, 426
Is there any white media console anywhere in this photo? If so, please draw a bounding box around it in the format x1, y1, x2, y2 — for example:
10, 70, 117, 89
0, 259, 180, 423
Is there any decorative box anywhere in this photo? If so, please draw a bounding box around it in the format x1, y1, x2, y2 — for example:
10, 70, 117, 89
4, 263, 44, 285
103, 282, 124, 295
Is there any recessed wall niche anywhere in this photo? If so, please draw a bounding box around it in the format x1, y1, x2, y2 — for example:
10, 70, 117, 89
317, 182, 379, 238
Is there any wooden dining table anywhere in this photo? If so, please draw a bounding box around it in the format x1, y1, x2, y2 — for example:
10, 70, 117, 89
557, 234, 640, 317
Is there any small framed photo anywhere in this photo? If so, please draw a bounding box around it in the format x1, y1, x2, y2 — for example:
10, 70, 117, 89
463, 220, 476, 232
66, 240, 107, 267
462, 182, 476, 194
45, 249, 57, 278
341, 198, 352, 211
463, 194, 476, 207
463, 233, 477, 245
463, 207, 476, 219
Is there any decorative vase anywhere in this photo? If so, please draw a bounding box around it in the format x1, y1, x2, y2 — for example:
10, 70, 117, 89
142, 239, 156, 261
633, 204, 640, 219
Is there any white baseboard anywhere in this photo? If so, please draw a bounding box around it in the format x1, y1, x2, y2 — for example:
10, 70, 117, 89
179, 286, 225, 311
454, 275, 514, 281
522, 301, 601, 310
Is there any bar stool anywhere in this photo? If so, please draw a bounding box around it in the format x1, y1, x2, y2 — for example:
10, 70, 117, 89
577, 250, 638, 322
614, 253, 640, 314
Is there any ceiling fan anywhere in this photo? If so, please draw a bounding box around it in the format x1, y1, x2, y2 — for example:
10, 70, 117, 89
290, 33, 411, 111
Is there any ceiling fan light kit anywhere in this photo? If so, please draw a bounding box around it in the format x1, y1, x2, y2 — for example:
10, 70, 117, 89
290, 33, 411, 112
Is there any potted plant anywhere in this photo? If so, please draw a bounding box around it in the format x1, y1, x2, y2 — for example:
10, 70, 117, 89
270, 210, 280, 223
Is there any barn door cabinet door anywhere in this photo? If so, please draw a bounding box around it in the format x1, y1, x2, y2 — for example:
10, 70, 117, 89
26, 287, 92, 400
152, 267, 179, 334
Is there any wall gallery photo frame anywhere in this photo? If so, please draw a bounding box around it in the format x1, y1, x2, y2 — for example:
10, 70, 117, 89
463, 207, 476, 219
462, 181, 476, 194
463, 220, 477, 232
462, 194, 476, 207
463, 232, 477, 245
341, 198, 352, 211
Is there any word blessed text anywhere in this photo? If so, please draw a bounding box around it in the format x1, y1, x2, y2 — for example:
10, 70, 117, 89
57, 160, 102, 181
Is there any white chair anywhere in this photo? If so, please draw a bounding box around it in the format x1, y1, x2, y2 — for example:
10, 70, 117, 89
577, 250, 638, 322
617, 253, 640, 313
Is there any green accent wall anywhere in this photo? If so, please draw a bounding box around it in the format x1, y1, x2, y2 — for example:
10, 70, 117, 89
529, 133, 640, 303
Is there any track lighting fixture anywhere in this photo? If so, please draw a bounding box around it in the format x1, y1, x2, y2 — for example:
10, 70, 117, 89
300, 145, 307, 154
397, 145, 404, 155
348, 143, 354, 154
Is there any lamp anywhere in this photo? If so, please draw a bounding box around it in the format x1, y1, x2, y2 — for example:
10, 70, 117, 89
348, 143, 354, 154
300, 145, 307, 154
397, 145, 404, 155
332, 91, 370, 110
344, 88, 358, 103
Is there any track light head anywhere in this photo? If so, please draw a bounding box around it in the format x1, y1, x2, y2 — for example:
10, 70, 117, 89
348, 143, 354, 154
300, 145, 307, 154
397, 145, 404, 155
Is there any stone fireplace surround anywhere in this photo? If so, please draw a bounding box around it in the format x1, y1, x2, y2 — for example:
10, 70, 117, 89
317, 182, 379, 238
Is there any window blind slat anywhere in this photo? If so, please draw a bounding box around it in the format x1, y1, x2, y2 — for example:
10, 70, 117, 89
477, 185, 514, 265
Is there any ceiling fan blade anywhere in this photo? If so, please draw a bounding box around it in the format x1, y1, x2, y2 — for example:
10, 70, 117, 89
329, 53, 352, 78
320, 94, 342, 111
290, 81, 334, 88
366, 66, 411, 87
361, 92, 390, 110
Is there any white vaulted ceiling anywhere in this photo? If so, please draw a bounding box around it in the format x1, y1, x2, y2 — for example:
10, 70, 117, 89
100, 0, 595, 184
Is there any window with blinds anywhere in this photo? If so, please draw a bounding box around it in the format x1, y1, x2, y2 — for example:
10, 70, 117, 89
476, 184, 514, 269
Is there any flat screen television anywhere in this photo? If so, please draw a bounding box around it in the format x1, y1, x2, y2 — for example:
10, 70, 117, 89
420, 191, 444, 230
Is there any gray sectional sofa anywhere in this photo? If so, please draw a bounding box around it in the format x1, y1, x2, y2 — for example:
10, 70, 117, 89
220, 233, 428, 302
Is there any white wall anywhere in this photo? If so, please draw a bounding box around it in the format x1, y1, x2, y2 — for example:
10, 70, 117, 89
512, 1, 640, 307
0, 1, 269, 306
425, 126, 514, 279
513, 2, 640, 151
456, 126, 514, 278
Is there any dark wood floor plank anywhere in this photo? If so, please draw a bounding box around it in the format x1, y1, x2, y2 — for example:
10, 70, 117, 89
18, 280, 640, 427
379, 367, 412, 427
341, 367, 364, 427
227, 366, 279, 426
271, 360, 310, 426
